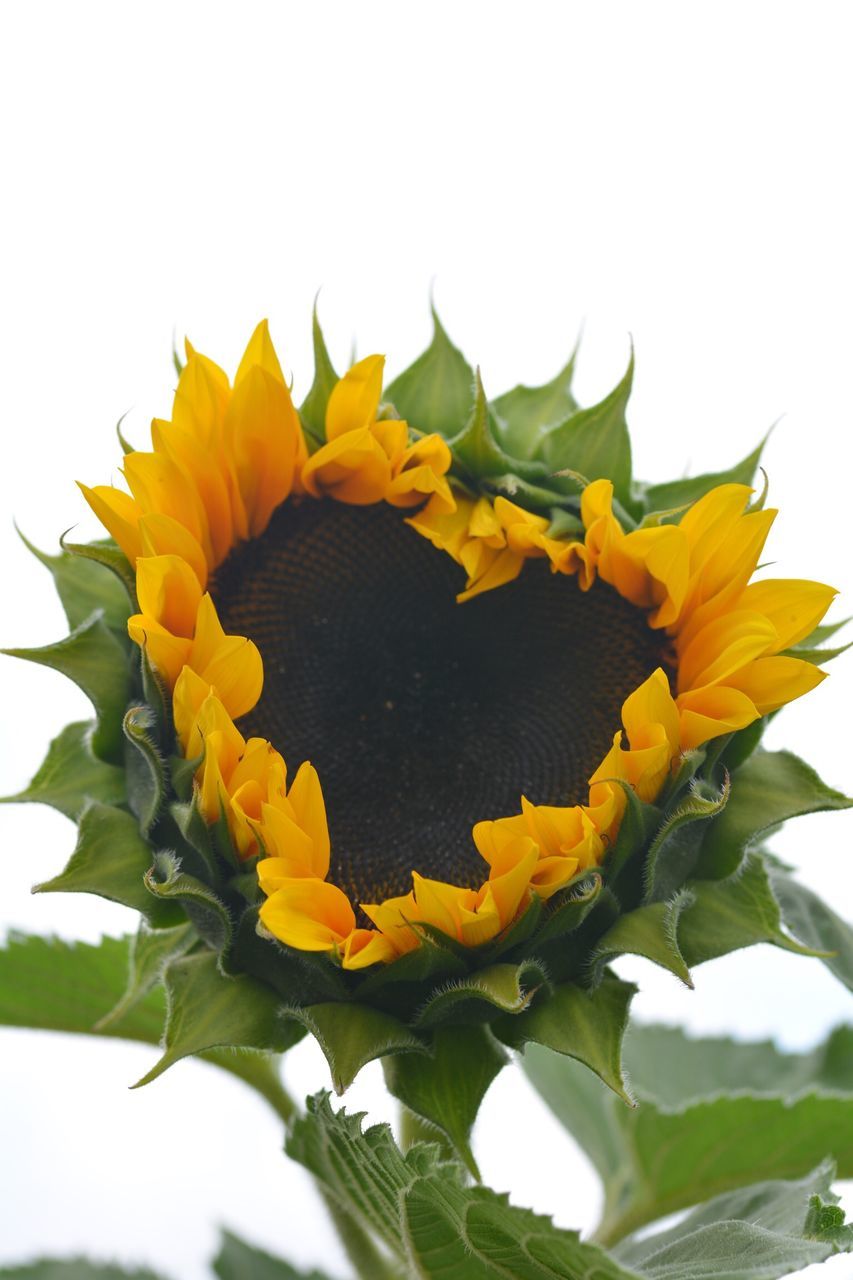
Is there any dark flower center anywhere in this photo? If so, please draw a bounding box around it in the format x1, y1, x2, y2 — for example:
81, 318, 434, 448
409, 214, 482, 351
213, 500, 664, 904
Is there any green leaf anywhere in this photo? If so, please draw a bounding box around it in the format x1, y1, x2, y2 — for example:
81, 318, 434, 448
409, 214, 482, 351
385, 306, 474, 437
697, 748, 851, 879
1, 720, 125, 820
497, 973, 637, 1104
0, 932, 165, 1044
60, 536, 137, 603
413, 960, 548, 1028
523, 1021, 853, 1246
212, 1230, 336, 1280
445, 370, 552, 488
644, 775, 730, 901
144, 850, 231, 946
282, 1001, 428, 1093
491, 342, 579, 458
2, 612, 131, 762
383, 1025, 508, 1176
615, 1161, 851, 1278
592, 893, 694, 987
35, 802, 181, 927
299, 304, 339, 445
770, 867, 853, 992
640, 433, 769, 514
539, 350, 634, 509
0, 1262, 168, 1279
532, 870, 603, 944
94, 921, 196, 1031
134, 950, 298, 1086
16, 528, 134, 634
123, 704, 167, 835
678, 852, 821, 966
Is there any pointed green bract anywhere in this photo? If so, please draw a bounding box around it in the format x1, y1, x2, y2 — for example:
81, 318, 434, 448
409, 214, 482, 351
385, 306, 475, 437
412, 960, 548, 1028
299, 305, 339, 445
446, 370, 553, 488
498, 973, 637, 1104
770, 867, 853, 992
538, 349, 634, 510
60, 537, 138, 603
282, 1001, 428, 1094
592, 893, 694, 987
36, 802, 182, 927
123, 704, 167, 835
1, 720, 125, 820
697, 749, 851, 880
491, 343, 579, 457
3, 612, 131, 762
133, 949, 298, 1086
17, 529, 134, 634
643, 776, 730, 901
639, 433, 769, 515
383, 1025, 508, 1176
144, 851, 232, 948
95, 920, 196, 1032
678, 852, 821, 966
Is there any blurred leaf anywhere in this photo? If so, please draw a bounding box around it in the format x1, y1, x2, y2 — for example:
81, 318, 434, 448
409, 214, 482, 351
385, 306, 474, 437
770, 866, 853, 992
0, 1262, 167, 1279
212, 1230, 337, 1280
1, 720, 125, 820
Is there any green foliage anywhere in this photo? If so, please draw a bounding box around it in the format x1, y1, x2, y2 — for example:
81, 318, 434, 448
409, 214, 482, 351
522, 1021, 853, 1246
212, 1231, 336, 1280
770, 866, 853, 991
491, 342, 579, 457
283, 1001, 428, 1094
383, 1025, 508, 1176
385, 306, 474, 437
592, 893, 694, 987
144, 851, 232, 947
122, 704, 167, 835
1, 720, 125, 820
16, 528, 134, 633
497, 973, 637, 1104
95, 921, 196, 1032
2, 613, 132, 762
413, 960, 548, 1028
638, 434, 768, 514
35, 802, 181, 927
0, 1263, 166, 1279
299, 305, 339, 445
697, 749, 851, 879
134, 950, 300, 1087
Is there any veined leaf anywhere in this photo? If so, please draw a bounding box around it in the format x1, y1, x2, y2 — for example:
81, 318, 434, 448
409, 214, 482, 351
36, 801, 182, 927
385, 306, 474, 437
2, 612, 131, 762
522, 1021, 853, 1246
697, 748, 851, 880
1, 720, 125, 820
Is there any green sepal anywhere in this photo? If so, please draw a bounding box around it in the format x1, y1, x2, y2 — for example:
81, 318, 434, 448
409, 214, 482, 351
531, 870, 603, 944
1, 720, 125, 820
166, 798, 218, 880
59, 535, 137, 603
123, 704, 167, 835
16, 527, 133, 633
139, 648, 171, 741
638, 431, 769, 514
603, 781, 662, 886
383, 1024, 508, 1176
115, 410, 136, 455
770, 865, 853, 992
168, 754, 202, 804
496, 972, 637, 1105
591, 892, 695, 987
445, 369, 555, 491
697, 748, 851, 879
354, 934, 469, 1012
491, 341, 579, 458
94, 919, 196, 1031
385, 305, 475, 438
413, 959, 549, 1029
133, 949, 300, 1087
717, 717, 766, 773
783, 639, 852, 665
2, 611, 131, 762
145, 850, 232, 949
678, 851, 824, 967
299, 302, 339, 446
643, 774, 730, 902
227, 906, 351, 1004
35, 801, 181, 927
792, 617, 850, 651
538, 348, 634, 511
480, 891, 544, 958
282, 1001, 428, 1093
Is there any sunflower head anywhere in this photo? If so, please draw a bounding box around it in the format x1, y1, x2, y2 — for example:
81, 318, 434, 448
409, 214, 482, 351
6, 307, 850, 1163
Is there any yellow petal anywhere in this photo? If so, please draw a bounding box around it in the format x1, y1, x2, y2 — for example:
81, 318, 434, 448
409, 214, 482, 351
123, 451, 213, 564
234, 318, 286, 388
725, 655, 827, 716
361, 891, 422, 955
189, 594, 264, 720
286, 762, 330, 880
151, 418, 235, 566
676, 685, 759, 750
300, 427, 392, 505
738, 578, 837, 651
138, 513, 209, 590
173, 665, 215, 756
621, 668, 680, 754
677, 609, 778, 692
341, 928, 397, 970
77, 483, 143, 562
135, 554, 203, 636
260, 879, 356, 951
224, 365, 302, 536
325, 355, 385, 439
126, 615, 192, 686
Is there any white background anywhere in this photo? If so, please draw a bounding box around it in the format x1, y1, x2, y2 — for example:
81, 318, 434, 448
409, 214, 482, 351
1, 2, 852, 1276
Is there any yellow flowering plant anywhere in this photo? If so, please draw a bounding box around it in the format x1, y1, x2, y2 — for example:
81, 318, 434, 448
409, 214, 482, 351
2, 308, 852, 1279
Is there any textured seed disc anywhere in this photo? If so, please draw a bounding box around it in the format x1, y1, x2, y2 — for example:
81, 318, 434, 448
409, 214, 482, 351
213, 500, 664, 904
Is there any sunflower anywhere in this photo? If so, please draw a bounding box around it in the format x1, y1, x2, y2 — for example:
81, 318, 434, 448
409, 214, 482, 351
7, 308, 849, 1134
